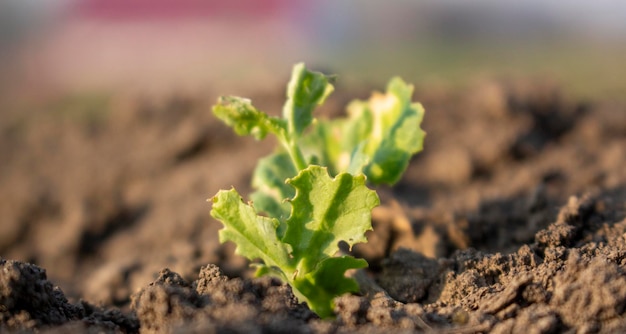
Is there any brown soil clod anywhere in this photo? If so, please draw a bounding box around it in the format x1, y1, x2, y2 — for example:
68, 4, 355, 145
0, 258, 138, 333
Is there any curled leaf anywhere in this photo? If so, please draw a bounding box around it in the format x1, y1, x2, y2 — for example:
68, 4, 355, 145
303, 77, 426, 184
283, 63, 335, 136
212, 96, 285, 140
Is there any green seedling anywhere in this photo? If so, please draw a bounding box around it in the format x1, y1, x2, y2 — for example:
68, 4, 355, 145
209, 63, 425, 318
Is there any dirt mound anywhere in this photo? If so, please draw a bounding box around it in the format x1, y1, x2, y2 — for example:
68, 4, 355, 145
1, 79, 626, 332
0, 259, 138, 332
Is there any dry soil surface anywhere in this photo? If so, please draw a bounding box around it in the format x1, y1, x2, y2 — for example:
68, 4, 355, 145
1, 79, 626, 333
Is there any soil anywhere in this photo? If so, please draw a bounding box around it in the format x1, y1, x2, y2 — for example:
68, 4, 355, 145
1, 78, 626, 333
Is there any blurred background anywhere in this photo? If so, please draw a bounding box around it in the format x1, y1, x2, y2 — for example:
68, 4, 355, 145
2, 0, 626, 303
1, 0, 625, 108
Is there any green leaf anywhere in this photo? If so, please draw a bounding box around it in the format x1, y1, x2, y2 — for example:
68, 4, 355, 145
360, 77, 426, 184
250, 152, 297, 224
292, 256, 367, 318
209, 166, 378, 318
283, 63, 334, 137
212, 96, 285, 140
283, 166, 379, 274
209, 188, 292, 278
299, 120, 344, 175
346, 142, 369, 175
302, 77, 426, 185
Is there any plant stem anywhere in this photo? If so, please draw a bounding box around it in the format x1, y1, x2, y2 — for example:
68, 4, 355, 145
276, 131, 307, 172
285, 139, 308, 171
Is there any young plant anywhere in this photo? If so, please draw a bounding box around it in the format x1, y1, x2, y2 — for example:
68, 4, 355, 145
209, 63, 425, 318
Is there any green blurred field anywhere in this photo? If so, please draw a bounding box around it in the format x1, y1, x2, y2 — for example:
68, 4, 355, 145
326, 39, 626, 103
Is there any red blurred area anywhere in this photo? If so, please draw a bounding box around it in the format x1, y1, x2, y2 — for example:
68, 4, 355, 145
72, 0, 290, 20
